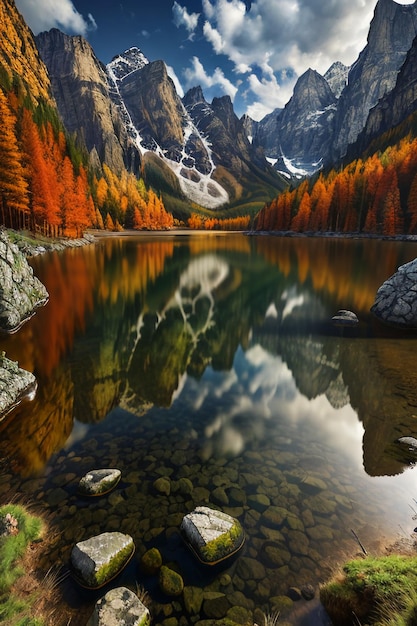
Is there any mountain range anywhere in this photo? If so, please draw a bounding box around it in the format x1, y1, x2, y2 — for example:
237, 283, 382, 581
2, 0, 417, 216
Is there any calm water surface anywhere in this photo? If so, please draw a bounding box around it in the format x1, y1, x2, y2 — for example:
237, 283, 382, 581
2, 233, 417, 625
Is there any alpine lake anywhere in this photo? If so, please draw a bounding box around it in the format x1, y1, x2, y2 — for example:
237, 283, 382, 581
2, 232, 417, 625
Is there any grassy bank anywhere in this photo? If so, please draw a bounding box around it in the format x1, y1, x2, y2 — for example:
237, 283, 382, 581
0, 504, 47, 625
320, 553, 417, 625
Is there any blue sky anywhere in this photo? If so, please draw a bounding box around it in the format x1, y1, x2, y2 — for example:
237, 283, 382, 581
14, 0, 415, 120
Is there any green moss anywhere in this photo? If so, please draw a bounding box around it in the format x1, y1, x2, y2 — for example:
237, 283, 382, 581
93, 540, 134, 587
200, 520, 244, 564
320, 555, 417, 626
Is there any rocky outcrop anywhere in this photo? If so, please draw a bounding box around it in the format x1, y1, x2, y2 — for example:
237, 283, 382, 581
0, 354, 36, 420
0, 231, 48, 333
87, 587, 150, 626
36, 29, 136, 174
70, 532, 135, 588
371, 258, 417, 327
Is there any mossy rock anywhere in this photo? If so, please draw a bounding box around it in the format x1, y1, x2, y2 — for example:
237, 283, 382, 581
78, 468, 121, 496
159, 565, 184, 597
181, 506, 245, 565
71, 532, 135, 588
140, 547, 162, 575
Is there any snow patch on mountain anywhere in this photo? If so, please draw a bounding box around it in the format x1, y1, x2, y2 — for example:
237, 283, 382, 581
107, 46, 149, 82
267, 154, 322, 180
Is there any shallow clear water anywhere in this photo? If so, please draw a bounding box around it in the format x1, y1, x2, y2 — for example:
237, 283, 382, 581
2, 233, 417, 624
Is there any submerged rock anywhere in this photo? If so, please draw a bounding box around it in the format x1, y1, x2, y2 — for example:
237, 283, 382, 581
0, 354, 36, 420
87, 586, 150, 626
70, 531, 134, 588
159, 565, 184, 596
331, 309, 359, 326
0, 230, 48, 333
180, 506, 245, 565
78, 469, 121, 496
371, 259, 417, 327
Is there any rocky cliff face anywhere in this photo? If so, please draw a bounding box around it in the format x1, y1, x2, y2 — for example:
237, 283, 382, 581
332, 0, 417, 159
275, 69, 336, 164
252, 0, 417, 173
36, 29, 137, 175
354, 34, 417, 153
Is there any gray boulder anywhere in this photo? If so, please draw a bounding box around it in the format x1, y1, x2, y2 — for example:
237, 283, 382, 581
0, 231, 48, 333
0, 354, 36, 420
87, 587, 150, 626
78, 469, 121, 496
371, 259, 417, 327
70, 532, 134, 588
180, 506, 244, 565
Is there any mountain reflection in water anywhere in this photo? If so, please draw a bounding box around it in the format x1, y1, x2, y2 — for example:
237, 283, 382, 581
2, 234, 417, 623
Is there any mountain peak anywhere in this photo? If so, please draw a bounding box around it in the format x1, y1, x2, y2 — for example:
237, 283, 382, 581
183, 85, 206, 108
107, 46, 149, 83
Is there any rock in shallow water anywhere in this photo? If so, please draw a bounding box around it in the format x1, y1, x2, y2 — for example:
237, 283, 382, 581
331, 309, 359, 327
78, 469, 121, 496
87, 586, 150, 626
180, 506, 244, 565
70, 531, 134, 588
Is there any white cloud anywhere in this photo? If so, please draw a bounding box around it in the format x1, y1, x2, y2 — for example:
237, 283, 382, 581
201, 0, 379, 111
184, 56, 238, 100
166, 64, 185, 98
15, 0, 96, 35
172, 1, 200, 39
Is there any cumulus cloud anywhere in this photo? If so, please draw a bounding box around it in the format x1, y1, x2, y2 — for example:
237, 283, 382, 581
166, 64, 185, 97
15, 0, 96, 35
184, 56, 238, 100
201, 0, 379, 109
172, 1, 200, 39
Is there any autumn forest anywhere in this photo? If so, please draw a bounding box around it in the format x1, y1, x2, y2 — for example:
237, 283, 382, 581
3, 58, 417, 236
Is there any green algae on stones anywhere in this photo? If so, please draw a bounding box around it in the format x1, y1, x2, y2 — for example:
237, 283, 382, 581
180, 506, 245, 565
78, 469, 121, 497
140, 547, 162, 575
70, 532, 135, 589
159, 565, 184, 597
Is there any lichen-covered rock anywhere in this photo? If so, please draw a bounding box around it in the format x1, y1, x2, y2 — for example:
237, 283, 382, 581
70, 532, 134, 588
0, 354, 36, 420
180, 506, 244, 565
0, 231, 48, 333
371, 259, 417, 327
87, 586, 150, 626
78, 469, 121, 496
